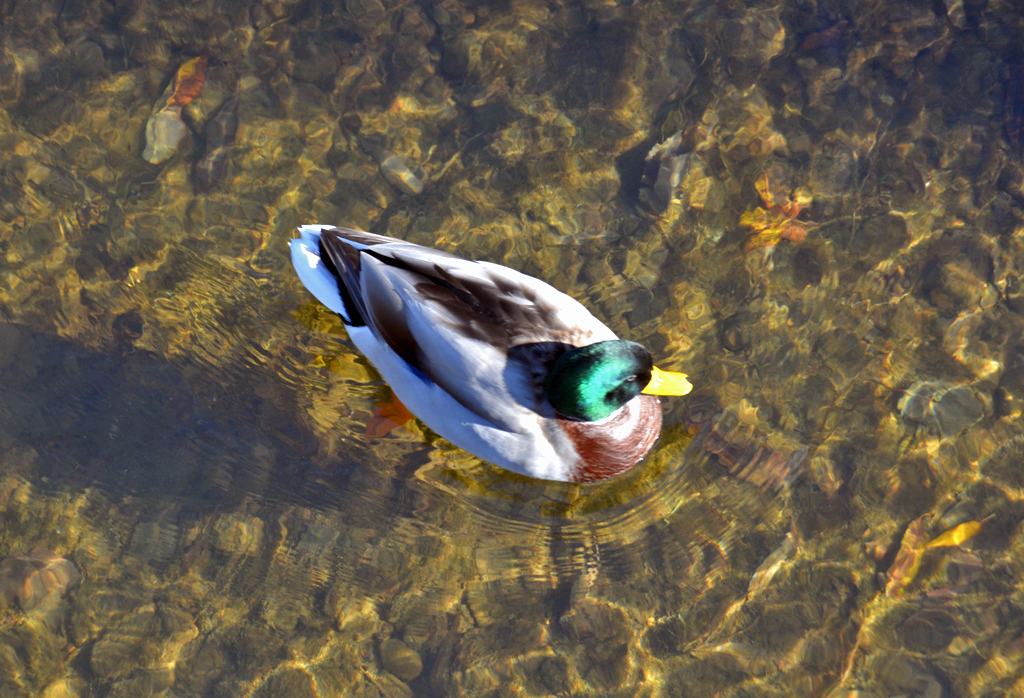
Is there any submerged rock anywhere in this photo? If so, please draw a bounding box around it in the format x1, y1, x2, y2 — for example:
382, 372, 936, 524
1006, 60, 1024, 154
90, 606, 153, 680
0, 47, 21, 101
143, 55, 208, 165
378, 154, 424, 196
639, 127, 696, 213
0, 548, 80, 612
638, 124, 712, 211
359, 136, 424, 195
898, 381, 986, 440
195, 95, 240, 191
40, 678, 88, 698
560, 599, 633, 689
143, 105, 188, 165
89, 603, 169, 681
380, 638, 422, 681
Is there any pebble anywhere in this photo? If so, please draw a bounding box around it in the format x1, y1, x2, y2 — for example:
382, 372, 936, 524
378, 154, 424, 196
898, 381, 985, 440
380, 638, 422, 681
143, 106, 188, 164
195, 95, 240, 191
0, 548, 81, 612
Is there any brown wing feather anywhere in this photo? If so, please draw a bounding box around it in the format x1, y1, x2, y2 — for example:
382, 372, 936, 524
320, 227, 599, 351
386, 249, 573, 345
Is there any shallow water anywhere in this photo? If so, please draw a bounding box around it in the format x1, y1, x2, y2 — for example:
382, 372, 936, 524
2, 0, 1024, 696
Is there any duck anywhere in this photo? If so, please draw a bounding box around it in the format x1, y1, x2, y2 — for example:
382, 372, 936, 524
289, 225, 692, 482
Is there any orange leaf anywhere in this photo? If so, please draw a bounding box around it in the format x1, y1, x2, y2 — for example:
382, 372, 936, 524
167, 52, 208, 108
740, 207, 772, 230
742, 210, 808, 250
778, 220, 808, 243
776, 199, 803, 219
741, 175, 809, 250
886, 516, 986, 598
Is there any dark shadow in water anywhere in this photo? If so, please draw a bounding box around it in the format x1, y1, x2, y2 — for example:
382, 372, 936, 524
0, 322, 334, 512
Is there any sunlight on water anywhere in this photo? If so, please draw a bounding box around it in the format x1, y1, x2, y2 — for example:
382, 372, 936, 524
2, 0, 1024, 695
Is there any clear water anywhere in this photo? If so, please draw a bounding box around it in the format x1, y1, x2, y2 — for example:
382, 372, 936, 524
1, 0, 1023, 696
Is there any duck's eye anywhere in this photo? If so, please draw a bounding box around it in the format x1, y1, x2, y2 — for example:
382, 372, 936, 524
625, 376, 636, 382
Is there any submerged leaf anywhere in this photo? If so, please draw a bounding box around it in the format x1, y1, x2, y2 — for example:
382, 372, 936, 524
886, 516, 986, 598
885, 515, 929, 598
741, 174, 810, 250
924, 519, 984, 549
797, 20, 849, 53
167, 52, 208, 108
741, 209, 809, 249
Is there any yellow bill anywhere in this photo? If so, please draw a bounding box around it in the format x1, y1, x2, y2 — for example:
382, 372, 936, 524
643, 366, 693, 396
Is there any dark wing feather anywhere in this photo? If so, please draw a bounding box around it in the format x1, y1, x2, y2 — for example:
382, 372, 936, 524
317, 232, 366, 327
388, 249, 580, 347
359, 256, 423, 369
320, 226, 417, 249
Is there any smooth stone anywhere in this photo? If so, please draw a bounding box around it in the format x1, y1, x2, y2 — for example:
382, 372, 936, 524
40, 678, 87, 698
378, 155, 424, 195
897, 607, 960, 653
380, 638, 422, 681
932, 385, 984, 439
0, 549, 81, 612
898, 380, 985, 440
143, 106, 188, 164
90, 604, 159, 681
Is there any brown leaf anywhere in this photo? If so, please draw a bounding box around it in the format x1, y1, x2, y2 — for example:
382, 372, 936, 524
885, 515, 929, 598
741, 174, 810, 250
798, 20, 849, 53
167, 52, 208, 108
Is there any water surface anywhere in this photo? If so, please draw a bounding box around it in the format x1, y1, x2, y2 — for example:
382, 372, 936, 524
1, 0, 1024, 696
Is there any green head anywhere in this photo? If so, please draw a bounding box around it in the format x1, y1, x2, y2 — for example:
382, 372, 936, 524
545, 340, 653, 421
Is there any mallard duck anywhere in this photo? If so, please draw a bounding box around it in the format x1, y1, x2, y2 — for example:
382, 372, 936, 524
290, 225, 692, 482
